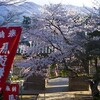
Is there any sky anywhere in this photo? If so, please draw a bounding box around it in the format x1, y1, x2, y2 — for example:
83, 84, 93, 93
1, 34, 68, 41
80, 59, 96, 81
28, 0, 94, 7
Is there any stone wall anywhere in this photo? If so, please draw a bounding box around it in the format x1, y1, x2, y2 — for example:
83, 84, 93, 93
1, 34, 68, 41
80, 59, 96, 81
23, 74, 45, 90
69, 77, 89, 91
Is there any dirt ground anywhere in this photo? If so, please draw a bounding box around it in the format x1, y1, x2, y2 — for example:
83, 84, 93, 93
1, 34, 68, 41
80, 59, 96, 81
19, 91, 92, 100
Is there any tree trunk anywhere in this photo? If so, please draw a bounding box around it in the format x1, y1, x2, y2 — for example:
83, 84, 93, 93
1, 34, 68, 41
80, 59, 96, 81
89, 58, 100, 100
89, 80, 100, 100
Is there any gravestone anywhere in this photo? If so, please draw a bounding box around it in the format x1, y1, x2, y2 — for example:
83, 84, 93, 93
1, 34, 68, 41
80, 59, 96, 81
69, 76, 89, 91
23, 73, 45, 90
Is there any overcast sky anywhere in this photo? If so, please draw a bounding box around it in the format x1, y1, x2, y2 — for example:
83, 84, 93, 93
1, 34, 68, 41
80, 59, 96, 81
28, 0, 94, 7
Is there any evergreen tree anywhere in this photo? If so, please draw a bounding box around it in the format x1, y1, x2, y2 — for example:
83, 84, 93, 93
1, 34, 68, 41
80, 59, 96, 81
86, 30, 100, 100
22, 16, 31, 29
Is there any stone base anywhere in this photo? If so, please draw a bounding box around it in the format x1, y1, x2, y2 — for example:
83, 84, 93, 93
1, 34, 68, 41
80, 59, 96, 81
69, 77, 89, 91
23, 74, 45, 90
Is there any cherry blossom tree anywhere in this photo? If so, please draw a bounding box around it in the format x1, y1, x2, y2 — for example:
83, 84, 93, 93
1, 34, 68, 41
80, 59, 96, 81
16, 4, 97, 76
15, 3, 100, 99
0, 11, 23, 26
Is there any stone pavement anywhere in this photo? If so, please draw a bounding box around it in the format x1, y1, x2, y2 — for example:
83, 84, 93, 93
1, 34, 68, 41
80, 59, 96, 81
37, 77, 92, 100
